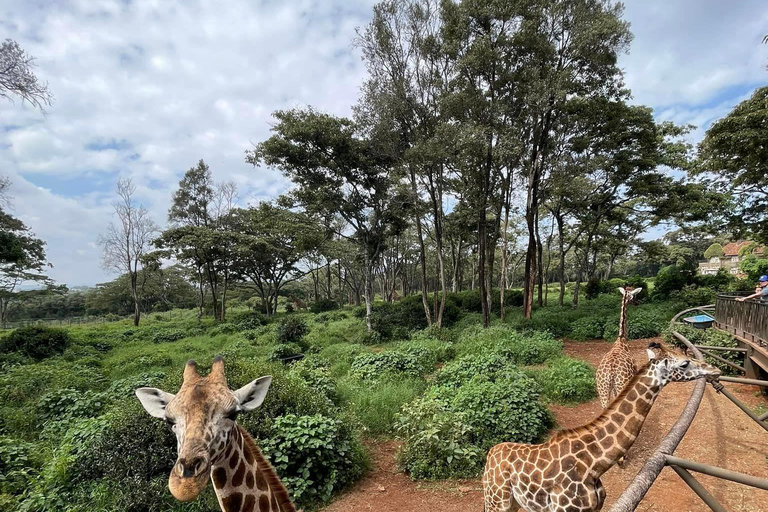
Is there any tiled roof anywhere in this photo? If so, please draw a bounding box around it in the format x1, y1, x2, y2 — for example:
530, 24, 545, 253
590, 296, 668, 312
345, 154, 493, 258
722, 241, 764, 256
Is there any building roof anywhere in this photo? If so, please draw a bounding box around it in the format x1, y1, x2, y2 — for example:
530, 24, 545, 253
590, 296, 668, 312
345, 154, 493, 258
722, 241, 764, 257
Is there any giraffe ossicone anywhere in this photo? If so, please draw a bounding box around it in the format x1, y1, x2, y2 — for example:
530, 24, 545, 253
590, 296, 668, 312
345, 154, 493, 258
483, 345, 719, 512
135, 356, 297, 512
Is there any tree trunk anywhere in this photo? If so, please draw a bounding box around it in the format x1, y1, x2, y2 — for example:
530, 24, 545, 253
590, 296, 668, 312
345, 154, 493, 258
363, 250, 373, 332
556, 215, 566, 307
410, 166, 432, 327
536, 209, 544, 307
499, 191, 511, 321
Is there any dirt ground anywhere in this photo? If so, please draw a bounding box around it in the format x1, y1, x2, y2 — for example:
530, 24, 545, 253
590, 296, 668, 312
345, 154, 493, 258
322, 339, 768, 512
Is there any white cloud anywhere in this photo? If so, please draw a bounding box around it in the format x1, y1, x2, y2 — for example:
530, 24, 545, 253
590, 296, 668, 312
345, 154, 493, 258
0, 0, 766, 285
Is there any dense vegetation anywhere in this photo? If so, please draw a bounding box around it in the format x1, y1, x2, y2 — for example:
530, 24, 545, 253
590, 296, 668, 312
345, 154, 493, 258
1, 286, 703, 512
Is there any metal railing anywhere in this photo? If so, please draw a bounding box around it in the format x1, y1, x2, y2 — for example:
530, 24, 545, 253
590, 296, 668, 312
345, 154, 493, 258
608, 305, 768, 512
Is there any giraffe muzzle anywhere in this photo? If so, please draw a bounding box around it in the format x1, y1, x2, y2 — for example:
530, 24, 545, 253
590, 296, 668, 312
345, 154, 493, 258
169, 456, 210, 501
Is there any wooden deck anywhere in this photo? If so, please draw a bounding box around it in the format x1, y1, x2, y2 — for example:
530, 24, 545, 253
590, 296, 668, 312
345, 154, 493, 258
714, 295, 768, 377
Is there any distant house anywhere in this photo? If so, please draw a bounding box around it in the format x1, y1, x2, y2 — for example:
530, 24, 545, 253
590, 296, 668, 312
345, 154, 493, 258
698, 241, 764, 276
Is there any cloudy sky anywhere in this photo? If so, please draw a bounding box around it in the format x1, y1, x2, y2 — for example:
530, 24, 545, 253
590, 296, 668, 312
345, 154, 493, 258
1, 0, 767, 287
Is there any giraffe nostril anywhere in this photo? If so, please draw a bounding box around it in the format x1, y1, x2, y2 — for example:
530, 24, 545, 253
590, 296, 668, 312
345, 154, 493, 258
178, 457, 207, 478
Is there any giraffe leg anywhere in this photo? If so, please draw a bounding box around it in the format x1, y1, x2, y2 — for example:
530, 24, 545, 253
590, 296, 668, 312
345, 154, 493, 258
482, 462, 520, 511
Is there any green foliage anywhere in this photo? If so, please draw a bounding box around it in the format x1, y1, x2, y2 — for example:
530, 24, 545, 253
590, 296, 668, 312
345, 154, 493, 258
349, 350, 428, 381
310, 298, 338, 314
652, 264, 694, 300
585, 277, 602, 300
0, 326, 70, 360
106, 371, 166, 398
570, 317, 605, 340
665, 325, 741, 375
275, 316, 308, 349
261, 414, 367, 510
395, 398, 481, 480
269, 343, 302, 361
338, 376, 425, 436
37, 389, 106, 423
230, 310, 266, 330
603, 307, 667, 340
531, 357, 596, 404
454, 326, 562, 365
695, 268, 732, 291
740, 255, 768, 282
150, 328, 186, 344
703, 243, 725, 259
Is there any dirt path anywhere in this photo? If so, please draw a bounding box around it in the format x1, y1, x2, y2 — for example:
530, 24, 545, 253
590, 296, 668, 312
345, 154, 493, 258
322, 339, 768, 512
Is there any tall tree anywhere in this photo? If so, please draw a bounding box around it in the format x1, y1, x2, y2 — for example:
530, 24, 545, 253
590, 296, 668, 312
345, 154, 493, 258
0, 178, 52, 324
99, 178, 159, 326
249, 109, 408, 331
696, 86, 768, 245
228, 202, 326, 316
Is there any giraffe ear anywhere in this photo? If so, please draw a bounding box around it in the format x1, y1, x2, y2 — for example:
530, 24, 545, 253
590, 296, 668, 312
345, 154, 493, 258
234, 376, 272, 412
135, 388, 175, 420
630, 288, 643, 297
618, 287, 626, 296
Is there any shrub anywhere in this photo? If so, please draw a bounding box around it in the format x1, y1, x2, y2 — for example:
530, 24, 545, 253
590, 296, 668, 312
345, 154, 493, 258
397, 368, 551, 480
570, 317, 605, 340
349, 351, 427, 381
0, 326, 70, 360
673, 285, 717, 307
289, 361, 338, 404
269, 343, 302, 361
585, 277, 602, 300
695, 268, 732, 291
532, 357, 596, 404
230, 310, 265, 331
447, 374, 551, 449
396, 398, 482, 479
150, 328, 186, 344
314, 310, 349, 324
0, 437, 38, 496
652, 265, 694, 300
284, 303, 295, 314
261, 414, 367, 509
37, 388, 107, 423
454, 326, 562, 365
275, 316, 308, 350
310, 298, 338, 314
435, 352, 515, 389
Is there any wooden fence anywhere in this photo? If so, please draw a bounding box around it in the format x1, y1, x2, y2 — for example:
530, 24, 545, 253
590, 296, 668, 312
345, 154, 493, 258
715, 295, 768, 351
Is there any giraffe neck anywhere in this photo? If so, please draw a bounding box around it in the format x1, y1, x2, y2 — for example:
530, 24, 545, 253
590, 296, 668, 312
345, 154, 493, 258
617, 294, 631, 342
210, 425, 296, 512
563, 363, 662, 478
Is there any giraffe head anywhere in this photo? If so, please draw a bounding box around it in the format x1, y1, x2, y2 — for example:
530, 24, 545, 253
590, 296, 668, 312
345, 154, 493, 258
618, 286, 642, 304
646, 342, 720, 384
135, 356, 272, 502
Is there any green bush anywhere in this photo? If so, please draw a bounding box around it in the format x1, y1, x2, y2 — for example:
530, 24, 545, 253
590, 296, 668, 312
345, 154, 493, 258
532, 357, 596, 404
0, 437, 38, 496
455, 326, 562, 364
150, 328, 186, 344
570, 317, 605, 340
289, 361, 338, 404
0, 326, 70, 360
652, 265, 694, 300
435, 352, 514, 389
397, 368, 551, 479
603, 308, 666, 340
261, 414, 367, 510
349, 351, 427, 381
37, 389, 107, 423
310, 298, 338, 314
275, 316, 308, 350
585, 277, 602, 300
269, 343, 303, 361
396, 398, 482, 479
230, 310, 265, 330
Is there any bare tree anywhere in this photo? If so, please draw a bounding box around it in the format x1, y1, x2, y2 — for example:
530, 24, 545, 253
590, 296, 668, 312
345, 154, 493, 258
99, 178, 159, 325
0, 39, 53, 112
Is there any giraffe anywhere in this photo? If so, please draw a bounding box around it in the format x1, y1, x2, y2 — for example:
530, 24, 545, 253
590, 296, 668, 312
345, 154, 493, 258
288, 294, 307, 311
135, 357, 297, 512
595, 286, 643, 409
483, 344, 720, 512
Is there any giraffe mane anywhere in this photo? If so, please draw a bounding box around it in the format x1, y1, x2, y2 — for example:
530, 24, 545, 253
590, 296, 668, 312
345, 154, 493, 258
237, 425, 297, 512
552, 360, 656, 440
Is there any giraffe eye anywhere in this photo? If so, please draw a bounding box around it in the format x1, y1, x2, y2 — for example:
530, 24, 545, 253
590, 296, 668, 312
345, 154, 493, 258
226, 411, 239, 421
680, 361, 690, 369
